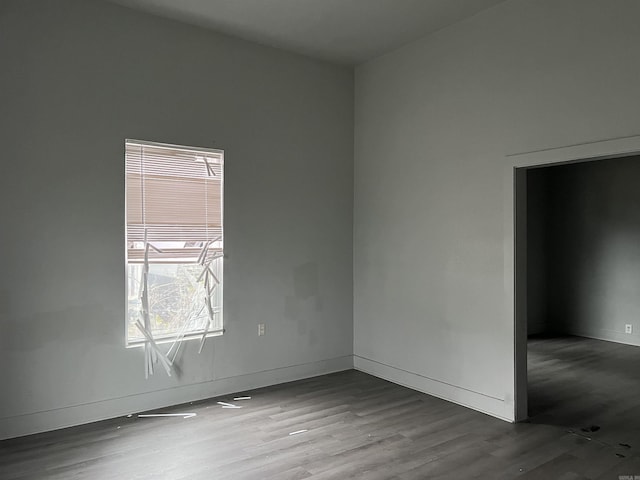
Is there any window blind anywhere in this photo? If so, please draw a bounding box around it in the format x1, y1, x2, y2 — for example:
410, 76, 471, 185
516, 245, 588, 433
125, 140, 224, 264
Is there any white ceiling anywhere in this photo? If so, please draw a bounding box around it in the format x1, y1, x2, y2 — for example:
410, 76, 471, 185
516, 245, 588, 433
110, 0, 507, 65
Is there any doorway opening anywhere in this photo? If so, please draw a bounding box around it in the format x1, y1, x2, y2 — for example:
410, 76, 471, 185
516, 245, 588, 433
527, 156, 640, 427
512, 136, 640, 440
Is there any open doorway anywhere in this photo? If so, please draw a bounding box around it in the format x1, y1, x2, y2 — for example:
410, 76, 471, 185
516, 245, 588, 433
513, 142, 640, 447
527, 156, 640, 425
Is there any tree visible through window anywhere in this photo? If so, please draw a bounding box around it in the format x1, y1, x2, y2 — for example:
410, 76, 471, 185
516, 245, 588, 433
125, 140, 224, 359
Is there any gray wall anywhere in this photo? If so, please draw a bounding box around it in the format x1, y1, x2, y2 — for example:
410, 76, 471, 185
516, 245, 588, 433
354, 0, 640, 421
0, 0, 354, 439
527, 157, 640, 345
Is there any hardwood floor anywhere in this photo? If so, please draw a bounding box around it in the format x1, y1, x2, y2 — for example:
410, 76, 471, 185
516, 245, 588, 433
528, 336, 640, 462
2, 336, 640, 479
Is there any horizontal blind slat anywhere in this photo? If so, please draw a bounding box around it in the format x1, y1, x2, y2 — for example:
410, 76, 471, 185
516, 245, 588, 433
125, 141, 223, 263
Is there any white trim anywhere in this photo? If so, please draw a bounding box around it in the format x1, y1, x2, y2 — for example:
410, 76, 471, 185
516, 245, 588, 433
354, 355, 512, 422
505, 133, 640, 423
0, 355, 353, 440
125, 138, 224, 158
562, 328, 640, 348
125, 329, 224, 348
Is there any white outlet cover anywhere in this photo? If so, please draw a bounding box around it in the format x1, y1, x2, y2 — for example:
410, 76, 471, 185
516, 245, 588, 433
625, 324, 633, 334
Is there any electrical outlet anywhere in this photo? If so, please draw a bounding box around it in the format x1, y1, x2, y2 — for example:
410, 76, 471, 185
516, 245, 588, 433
625, 324, 633, 334
258, 323, 265, 336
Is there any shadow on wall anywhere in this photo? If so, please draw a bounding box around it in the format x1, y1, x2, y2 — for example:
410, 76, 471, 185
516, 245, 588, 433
3, 305, 117, 352
284, 262, 323, 345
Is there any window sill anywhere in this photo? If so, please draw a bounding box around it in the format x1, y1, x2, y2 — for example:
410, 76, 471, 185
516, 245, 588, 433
126, 329, 224, 348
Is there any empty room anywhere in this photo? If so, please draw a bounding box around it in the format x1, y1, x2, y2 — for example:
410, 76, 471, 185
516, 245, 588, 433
2, 0, 640, 478
524, 157, 640, 443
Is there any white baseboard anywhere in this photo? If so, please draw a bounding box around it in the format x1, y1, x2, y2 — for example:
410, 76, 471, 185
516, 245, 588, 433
0, 355, 353, 441
566, 327, 640, 347
353, 355, 513, 422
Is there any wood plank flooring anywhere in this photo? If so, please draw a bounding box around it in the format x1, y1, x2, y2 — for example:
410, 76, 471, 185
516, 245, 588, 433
2, 336, 640, 479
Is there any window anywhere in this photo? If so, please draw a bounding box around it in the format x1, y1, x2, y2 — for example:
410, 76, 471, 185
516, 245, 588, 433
125, 140, 224, 353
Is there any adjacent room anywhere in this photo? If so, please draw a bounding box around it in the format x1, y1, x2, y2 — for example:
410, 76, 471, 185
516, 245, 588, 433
2, 0, 640, 477
525, 156, 640, 439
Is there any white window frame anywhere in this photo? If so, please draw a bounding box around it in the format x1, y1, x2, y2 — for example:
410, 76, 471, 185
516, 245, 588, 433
125, 139, 224, 356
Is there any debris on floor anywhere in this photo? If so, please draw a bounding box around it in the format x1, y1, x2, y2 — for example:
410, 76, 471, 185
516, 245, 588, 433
581, 425, 600, 433
138, 413, 197, 419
